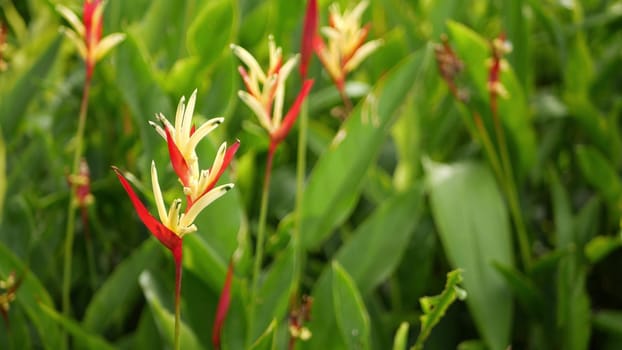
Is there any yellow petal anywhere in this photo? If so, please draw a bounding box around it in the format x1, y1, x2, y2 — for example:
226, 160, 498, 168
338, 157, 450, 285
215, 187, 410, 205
344, 39, 383, 73
238, 91, 273, 131
94, 33, 126, 62
181, 184, 234, 227
187, 117, 224, 154
151, 161, 169, 224
62, 28, 88, 60
56, 5, 85, 37
231, 44, 267, 82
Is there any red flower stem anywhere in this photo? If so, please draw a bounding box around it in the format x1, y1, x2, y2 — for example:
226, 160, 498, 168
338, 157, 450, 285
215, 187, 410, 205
62, 74, 92, 350
247, 145, 275, 345
173, 247, 183, 350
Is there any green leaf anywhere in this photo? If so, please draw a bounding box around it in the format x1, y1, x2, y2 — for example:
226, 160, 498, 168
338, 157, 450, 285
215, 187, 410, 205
593, 310, 622, 336
585, 235, 622, 264
493, 262, 545, 319
130, 308, 161, 350
392, 322, 409, 350
301, 45, 433, 250
447, 21, 537, 177
83, 240, 162, 333
502, 0, 529, 90
445, 21, 488, 95
302, 187, 423, 349
249, 319, 277, 350
182, 235, 228, 293
549, 168, 574, 249
0, 305, 31, 349
0, 34, 62, 137
0, 127, 5, 221
332, 262, 371, 350
0, 242, 61, 350
187, 0, 237, 67
139, 271, 204, 350
576, 145, 622, 204
114, 30, 171, 161
425, 160, 514, 350
38, 303, 115, 350
562, 30, 612, 155
556, 258, 590, 350
413, 269, 466, 350
335, 185, 424, 295
251, 243, 295, 341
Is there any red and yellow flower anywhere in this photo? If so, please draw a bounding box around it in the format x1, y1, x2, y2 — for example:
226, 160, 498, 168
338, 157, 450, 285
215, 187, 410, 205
231, 38, 313, 152
57, 0, 125, 79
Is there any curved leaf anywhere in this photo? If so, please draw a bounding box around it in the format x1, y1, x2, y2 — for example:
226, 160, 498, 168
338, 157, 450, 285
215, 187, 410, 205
301, 46, 433, 250
425, 160, 514, 350
187, 0, 237, 66
0, 242, 61, 350
332, 262, 370, 350
83, 239, 161, 333
139, 271, 204, 350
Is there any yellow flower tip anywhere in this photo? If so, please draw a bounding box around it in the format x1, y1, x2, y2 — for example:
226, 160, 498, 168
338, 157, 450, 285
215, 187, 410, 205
94, 32, 126, 62
488, 81, 509, 99
493, 37, 513, 55
56, 4, 85, 37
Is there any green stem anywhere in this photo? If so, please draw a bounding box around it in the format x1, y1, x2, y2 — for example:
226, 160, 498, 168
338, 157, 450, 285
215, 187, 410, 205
491, 107, 531, 269
473, 113, 505, 187
82, 208, 98, 290
293, 101, 308, 291
248, 146, 275, 344
174, 248, 183, 350
62, 76, 91, 349
338, 85, 353, 116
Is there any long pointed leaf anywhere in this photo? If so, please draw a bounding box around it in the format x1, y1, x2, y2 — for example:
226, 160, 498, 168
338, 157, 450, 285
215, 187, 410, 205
301, 45, 433, 250
425, 160, 514, 350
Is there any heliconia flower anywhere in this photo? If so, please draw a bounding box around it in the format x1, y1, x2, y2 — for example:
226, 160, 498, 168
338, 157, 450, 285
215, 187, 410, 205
300, 0, 318, 79
212, 260, 234, 350
113, 166, 183, 258
56, 0, 125, 79
434, 34, 467, 102
231, 37, 314, 151
288, 295, 313, 347
314, 0, 382, 93
149, 90, 240, 207
67, 159, 95, 238
113, 162, 233, 244
487, 33, 512, 112
67, 159, 94, 208
0, 271, 23, 329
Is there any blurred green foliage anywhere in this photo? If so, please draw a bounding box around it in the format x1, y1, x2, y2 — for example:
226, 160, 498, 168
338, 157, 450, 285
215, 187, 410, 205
1, 0, 622, 349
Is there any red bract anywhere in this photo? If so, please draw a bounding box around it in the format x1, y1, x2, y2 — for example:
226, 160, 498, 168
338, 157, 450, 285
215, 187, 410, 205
270, 79, 314, 151
164, 126, 192, 188
212, 260, 234, 349
300, 0, 318, 79
487, 33, 510, 115
112, 167, 182, 258
83, 0, 103, 79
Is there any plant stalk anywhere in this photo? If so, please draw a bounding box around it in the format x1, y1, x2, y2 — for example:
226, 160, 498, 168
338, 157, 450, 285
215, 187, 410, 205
293, 101, 308, 290
62, 75, 91, 350
248, 146, 275, 344
490, 105, 531, 269
174, 248, 183, 350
